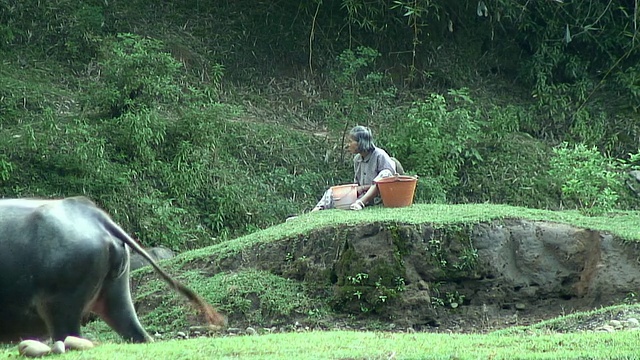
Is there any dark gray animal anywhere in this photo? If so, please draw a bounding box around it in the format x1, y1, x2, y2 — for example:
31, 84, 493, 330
0, 196, 226, 343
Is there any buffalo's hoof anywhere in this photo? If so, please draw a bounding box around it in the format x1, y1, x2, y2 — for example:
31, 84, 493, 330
18, 340, 51, 358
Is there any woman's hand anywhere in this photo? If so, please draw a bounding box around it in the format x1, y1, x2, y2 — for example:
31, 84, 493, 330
350, 200, 365, 211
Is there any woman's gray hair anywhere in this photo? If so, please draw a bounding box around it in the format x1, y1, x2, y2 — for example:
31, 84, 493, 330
349, 125, 375, 153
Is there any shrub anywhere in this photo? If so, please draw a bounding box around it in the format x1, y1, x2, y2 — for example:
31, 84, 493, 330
0, 157, 13, 182
453, 132, 558, 209
84, 33, 184, 117
548, 143, 624, 215
616, 150, 640, 210
105, 109, 167, 164
383, 90, 481, 203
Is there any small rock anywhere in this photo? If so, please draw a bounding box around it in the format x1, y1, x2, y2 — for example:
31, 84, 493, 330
18, 340, 51, 358
515, 303, 526, 310
51, 341, 65, 354
609, 320, 623, 329
64, 336, 94, 351
418, 280, 429, 290
245, 327, 258, 336
226, 327, 241, 334
596, 325, 615, 333
154, 332, 163, 339
625, 318, 639, 328
210, 324, 226, 332
406, 327, 416, 333
190, 325, 223, 333
176, 331, 187, 339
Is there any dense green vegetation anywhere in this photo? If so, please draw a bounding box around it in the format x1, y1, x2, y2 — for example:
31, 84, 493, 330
1, 0, 639, 248
2, 3, 640, 358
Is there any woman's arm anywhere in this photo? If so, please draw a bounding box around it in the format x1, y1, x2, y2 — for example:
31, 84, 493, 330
358, 184, 379, 205
351, 167, 395, 210
357, 184, 372, 195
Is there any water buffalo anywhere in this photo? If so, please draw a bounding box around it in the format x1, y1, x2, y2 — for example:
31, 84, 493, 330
0, 196, 226, 343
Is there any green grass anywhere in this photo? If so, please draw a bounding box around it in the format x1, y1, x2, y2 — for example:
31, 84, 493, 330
131, 269, 324, 331
174, 203, 640, 265
2, 330, 639, 359
124, 203, 640, 339
495, 303, 640, 335
5, 204, 640, 358
0, 58, 73, 120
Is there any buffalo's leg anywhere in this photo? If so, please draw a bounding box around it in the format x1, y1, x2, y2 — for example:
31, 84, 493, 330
36, 298, 83, 342
93, 271, 152, 343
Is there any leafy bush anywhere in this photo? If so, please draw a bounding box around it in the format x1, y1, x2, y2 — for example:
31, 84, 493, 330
130, 191, 211, 250
105, 109, 168, 164
548, 143, 624, 215
614, 150, 640, 210
0, 157, 13, 182
616, 65, 640, 112
383, 90, 481, 202
84, 33, 185, 117
454, 133, 558, 209
6, 0, 640, 256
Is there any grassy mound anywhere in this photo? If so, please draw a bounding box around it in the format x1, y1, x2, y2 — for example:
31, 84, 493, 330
80, 204, 640, 341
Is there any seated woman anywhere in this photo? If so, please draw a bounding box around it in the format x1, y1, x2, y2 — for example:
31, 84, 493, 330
312, 125, 399, 211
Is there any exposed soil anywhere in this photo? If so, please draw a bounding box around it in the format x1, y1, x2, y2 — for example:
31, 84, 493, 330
133, 219, 640, 335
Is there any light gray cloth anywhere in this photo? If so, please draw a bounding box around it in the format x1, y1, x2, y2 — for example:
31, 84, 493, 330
315, 147, 397, 210
315, 187, 335, 210
353, 147, 397, 186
